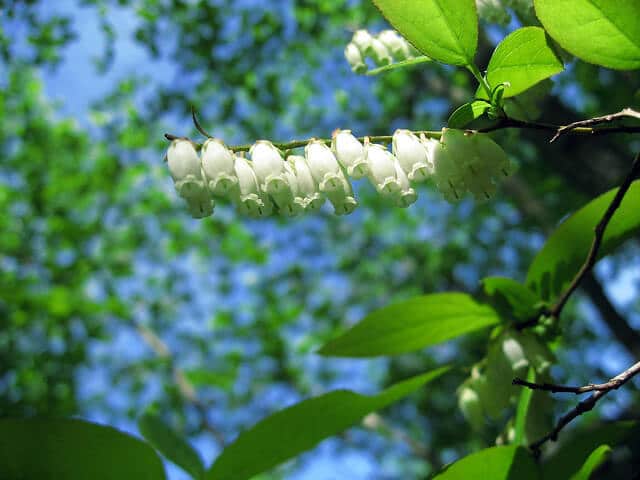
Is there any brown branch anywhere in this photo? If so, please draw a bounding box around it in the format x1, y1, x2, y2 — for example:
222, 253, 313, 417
550, 108, 640, 143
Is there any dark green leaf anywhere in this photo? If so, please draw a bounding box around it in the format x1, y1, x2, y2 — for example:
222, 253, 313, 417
206, 368, 449, 480
139, 412, 206, 480
485, 27, 563, 98
482, 276, 541, 321
371, 0, 478, 65
0, 418, 166, 480
569, 445, 612, 480
318, 293, 499, 357
434, 445, 539, 479
534, 0, 640, 70
526, 181, 640, 301
448, 100, 491, 128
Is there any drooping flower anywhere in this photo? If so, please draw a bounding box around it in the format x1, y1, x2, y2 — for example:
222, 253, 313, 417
432, 129, 472, 202
289, 155, 325, 211
185, 190, 214, 219
392, 157, 417, 208
365, 143, 401, 197
233, 155, 266, 217
392, 129, 433, 181
166, 138, 207, 199
369, 38, 392, 65
201, 138, 238, 196
275, 162, 304, 217
331, 129, 368, 178
249, 140, 290, 197
352, 29, 374, 55
305, 140, 346, 194
344, 43, 367, 74
326, 173, 358, 215
378, 30, 412, 60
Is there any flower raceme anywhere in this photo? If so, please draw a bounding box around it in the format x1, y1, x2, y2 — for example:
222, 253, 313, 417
165, 129, 514, 219
344, 29, 419, 73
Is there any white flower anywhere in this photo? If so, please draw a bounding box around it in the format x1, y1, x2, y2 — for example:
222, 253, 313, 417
377, 30, 412, 60
432, 129, 469, 202
326, 173, 358, 215
392, 157, 417, 208
352, 29, 374, 55
249, 140, 289, 197
290, 155, 325, 211
201, 138, 238, 196
392, 129, 432, 181
365, 143, 401, 196
233, 155, 268, 217
304, 140, 345, 194
331, 129, 368, 178
275, 162, 304, 217
344, 43, 367, 74
369, 38, 392, 66
185, 190, 214, 219
166, 139, 206, 199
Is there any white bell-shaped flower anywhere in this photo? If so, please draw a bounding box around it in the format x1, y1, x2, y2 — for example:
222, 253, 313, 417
305, 140, 345, 194
432, 129, 469, 202
249, 140, 289, 197
470, 133, 513, 176
326, 173, 358, 215
378, 30, 411, 60
392, 129, 432, 181
344, 42, 367, 74
370, 38, 392, 65
166, 139, 206, 199
392, 158, 417, 208
290, 155, 324, 211
352, 29, 374, 55
201, 138, 238, 196
233, 155, 267, 217
365, 143, 401, 196
331, 129, 368, 178
185, 190, 214, 219
275, 162, 304, 217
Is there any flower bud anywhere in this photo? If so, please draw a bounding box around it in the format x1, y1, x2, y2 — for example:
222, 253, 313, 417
352, 29, 374, 55
378, 30, 411, 60
185, 190, 214, 219
166, 139, 206, 199
344, 42, 367, 74
305, 140, 345, 194
370, 38, 392, 65
458, 383, 484, 430
331, 129, 368, 178
201, 138, 238, 196
365, 143, 401, 196
275, 162, 304, 217
233, 155, 267, 217
392, 129, 432, 181
249, 140, 289, 197
290, 155, 325, 211
392, 158, 417, 207
326, 173, 358, 215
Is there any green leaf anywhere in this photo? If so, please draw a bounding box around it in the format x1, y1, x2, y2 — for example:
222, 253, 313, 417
0, 418, 166, 480
541, 421, 636, 480
526, 181, 640, 301
448, 100, 491, 128
482, 276, 542, 321
484, 27, 563, 98
371, 0, 478, 66
366, 55, 432, 76
534, 0, 640, 70
569, 445, 612, 480
434, 445, 539, 479
206, 368, 449, 480
513, 367, 535, 446
139, 412, 206, 480
318, 293, 499, 357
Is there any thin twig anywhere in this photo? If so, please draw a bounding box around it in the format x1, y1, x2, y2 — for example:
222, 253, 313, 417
550, 108, 640, 143
192, 106, 213, 138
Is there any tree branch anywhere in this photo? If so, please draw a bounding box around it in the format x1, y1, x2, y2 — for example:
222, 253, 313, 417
550, 108, 640, 143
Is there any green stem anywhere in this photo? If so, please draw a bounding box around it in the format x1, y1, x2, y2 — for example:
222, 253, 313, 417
466, 63, 491, 99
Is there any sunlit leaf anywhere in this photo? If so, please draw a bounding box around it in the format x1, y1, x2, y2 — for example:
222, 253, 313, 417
448, 100, 491, 128
569, 445, 612, 480
433, 445, 539, 479
482, 276, 542, 321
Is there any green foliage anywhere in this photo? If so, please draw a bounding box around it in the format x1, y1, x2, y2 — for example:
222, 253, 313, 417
447, 100, 491, 128
371, 0, 478, 65
526, 181, 640, 301
0, 418, 166, 480
534, 0, 640, 70
206, 368, 448, 480
433, 445, 539, 479
569, 445, 612, 480
139, 412, 206, 480
319, 293, 500, 357
482, 276, 542, 321
513, 368, 535, 446
484, 27, 564, 98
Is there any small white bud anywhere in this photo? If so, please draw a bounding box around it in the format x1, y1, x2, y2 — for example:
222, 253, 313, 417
305, 140, 345, 194
352, 29, 374, 55
369, 38, 392, 66
233, 155, 267, 217
201, 138, 238, 196
249, 140, 289, 197
392, 158, 417, 208
331, 129, 368, 178
365, 143, 401, 196
378, 30, 411, 60
344, 43, 367, 74
290, 155, 325, 211
392, 129, 432, 181
166, 139, 206, 199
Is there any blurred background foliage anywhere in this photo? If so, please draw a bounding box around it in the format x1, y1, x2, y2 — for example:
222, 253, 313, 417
1, 0, 639, 478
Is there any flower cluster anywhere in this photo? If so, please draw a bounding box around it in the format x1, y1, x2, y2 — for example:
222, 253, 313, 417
344, 29, 419, 73
165, 128, 513, 219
